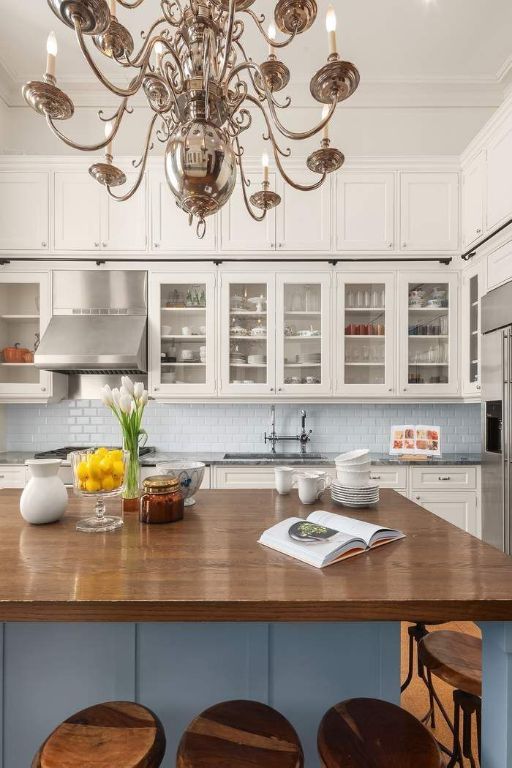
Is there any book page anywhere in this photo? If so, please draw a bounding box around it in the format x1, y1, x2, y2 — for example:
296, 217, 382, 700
308, 510, 402, 548
259, 518, 365, 568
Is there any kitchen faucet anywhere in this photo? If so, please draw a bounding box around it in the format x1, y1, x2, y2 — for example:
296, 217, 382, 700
264, 406, 313, 454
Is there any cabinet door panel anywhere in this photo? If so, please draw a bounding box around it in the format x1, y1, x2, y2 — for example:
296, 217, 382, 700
400, 173, 459, 252
103, 174, 147, 251
336, 173, 394, 251
277, 176, 331, 252
462, 152, 485, 248
150, 172, 217, 253
487, 120, 512, 230
221, 171, 276, 252
54, 172, 102, 251
0, 172, 49, 251
487, 239, 512, 290
411, 492, 477, 535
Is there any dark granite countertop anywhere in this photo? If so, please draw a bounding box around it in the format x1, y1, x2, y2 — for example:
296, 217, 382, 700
0, 450, 482, 467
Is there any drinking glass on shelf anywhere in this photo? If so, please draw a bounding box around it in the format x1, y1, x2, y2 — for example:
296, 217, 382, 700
364, 289, 371, 308
346, 289, 354, 308
371, 289, 379, 308
356, 290, 363, 308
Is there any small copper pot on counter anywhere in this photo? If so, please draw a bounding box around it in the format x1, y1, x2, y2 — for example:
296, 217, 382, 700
140, 475, 184, 524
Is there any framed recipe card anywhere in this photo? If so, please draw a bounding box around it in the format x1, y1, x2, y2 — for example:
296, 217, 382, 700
390, 425, 441, 456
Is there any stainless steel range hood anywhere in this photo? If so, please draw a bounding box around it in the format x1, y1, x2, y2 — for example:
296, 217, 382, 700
35, 270, 148, 374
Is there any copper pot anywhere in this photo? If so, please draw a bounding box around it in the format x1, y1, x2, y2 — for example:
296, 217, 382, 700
22, 350, 34, 363
3, 344, 22, 363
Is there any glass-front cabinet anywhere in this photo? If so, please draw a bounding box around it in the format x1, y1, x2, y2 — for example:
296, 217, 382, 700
399, 273, 458, 395
276, 274, 332, 394
462, 262, 485, 397
0, 272, 56, 400
336, 274, 395, 395
149, 272, 216, 396
220, 273, 276, 395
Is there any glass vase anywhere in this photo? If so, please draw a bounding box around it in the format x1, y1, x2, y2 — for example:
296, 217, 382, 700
123, 436, 140, 512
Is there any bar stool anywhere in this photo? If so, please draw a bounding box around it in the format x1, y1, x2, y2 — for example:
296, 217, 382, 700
32, 701, 166, 768
418, 630, 482, 768
317, 698, 443, 768
177, 700, 304, 768
401, 621, 445, 727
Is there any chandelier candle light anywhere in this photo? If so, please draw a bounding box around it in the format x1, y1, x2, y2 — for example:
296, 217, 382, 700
23, 0, 359, 238
101, 376, 149, 511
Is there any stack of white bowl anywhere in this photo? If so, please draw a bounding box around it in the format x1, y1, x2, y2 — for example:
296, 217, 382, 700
332, 450, 379, 507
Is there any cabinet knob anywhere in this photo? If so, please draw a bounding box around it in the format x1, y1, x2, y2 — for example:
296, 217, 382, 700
270, 387, 274, 392
41, 241, 47, 247
477, 384, 481, 390
41, 386, 46, 392
154, 243, 160, 248
476, 228, 482, 234
403, 387, 407, 391
278, 387, 283, 392
438, 476, 451, 481
154, 386, 159, 392
94, 242, 100, 248
388, 242, 393, 248
102, 242, 108, 248
371, 475, 381, 480
388, 388, 393, 392
270, 243, 275, 248
402, 242, 407, 248
416, 496, 421, 501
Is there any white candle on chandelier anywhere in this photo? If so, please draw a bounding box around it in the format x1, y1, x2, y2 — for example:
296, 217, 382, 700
262, 152, 269, 184
46, 32, 58, 79
326, 5, 337, 56
268, 23, 277, 56
105, 121, 114, 158
322, 105, 330, 141
155, 42, 165, 71
109, 0, 116, 15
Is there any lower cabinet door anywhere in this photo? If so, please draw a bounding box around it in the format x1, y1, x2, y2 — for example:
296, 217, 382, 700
213, 465, 336, 489
0, 466, 26, 489
411, 491, 478, 536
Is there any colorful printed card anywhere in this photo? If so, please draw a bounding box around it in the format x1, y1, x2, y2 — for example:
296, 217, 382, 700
390, 425, 441, 455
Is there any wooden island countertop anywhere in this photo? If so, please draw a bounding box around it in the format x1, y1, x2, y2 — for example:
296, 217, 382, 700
1, 487, 512, 623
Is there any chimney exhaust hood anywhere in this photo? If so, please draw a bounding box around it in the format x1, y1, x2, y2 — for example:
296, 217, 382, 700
35, 270, 148, 374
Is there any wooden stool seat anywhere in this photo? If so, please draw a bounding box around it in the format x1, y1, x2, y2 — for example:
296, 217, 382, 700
32, 701, 166, 768
177, 700, 304, 768
318, 698, 443, 768
418, 630, 482, 697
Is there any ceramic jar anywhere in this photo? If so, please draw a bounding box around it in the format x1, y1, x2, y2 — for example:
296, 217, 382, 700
20, 459, 68, 524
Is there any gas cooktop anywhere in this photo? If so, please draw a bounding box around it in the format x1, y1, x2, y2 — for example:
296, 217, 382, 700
35, 446, 155, 460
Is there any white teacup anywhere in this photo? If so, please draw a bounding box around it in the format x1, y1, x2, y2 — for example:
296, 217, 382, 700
296, 472, 331, 504
274, 466, 295, 495
182, 326, 191, 336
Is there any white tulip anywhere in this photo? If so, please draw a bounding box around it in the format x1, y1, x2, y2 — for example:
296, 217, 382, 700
134, 381, 144, 399
119, 394, 133, 414
101, 384, 113, 406
121, 376, 134, 395
112, 387, 121, 405
119, 385, 130, 399
140, 390, 148, 407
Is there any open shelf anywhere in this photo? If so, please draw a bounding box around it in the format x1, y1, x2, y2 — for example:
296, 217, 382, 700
162, 335, 206, 341
0, 362, 35, 367
161, 306, 206, 312
285, 335, 321, 341
161, 362, 205, 367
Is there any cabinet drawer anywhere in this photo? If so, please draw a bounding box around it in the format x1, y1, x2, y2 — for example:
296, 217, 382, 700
411, 466, 477, 491
213, 465, 335, 490
411, 491, 477, 535
0, 466, 26, 489
368, 466, 408, 490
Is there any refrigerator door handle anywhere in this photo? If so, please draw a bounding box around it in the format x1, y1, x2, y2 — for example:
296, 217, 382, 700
504, 330, 510, 554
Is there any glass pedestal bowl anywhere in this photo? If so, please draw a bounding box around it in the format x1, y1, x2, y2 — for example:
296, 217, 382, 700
70, 448, 128, 533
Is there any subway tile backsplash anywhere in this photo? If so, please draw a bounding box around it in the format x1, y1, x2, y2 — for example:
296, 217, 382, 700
4, 402, 481, 455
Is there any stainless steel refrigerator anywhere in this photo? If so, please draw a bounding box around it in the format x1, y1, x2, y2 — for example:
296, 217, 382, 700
482, 280, 512, 553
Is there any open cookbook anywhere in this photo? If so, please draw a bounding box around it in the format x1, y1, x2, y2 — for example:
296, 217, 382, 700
259, 510, 405, 569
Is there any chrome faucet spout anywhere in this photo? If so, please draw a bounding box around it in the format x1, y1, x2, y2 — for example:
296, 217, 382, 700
264, 407, 313, 454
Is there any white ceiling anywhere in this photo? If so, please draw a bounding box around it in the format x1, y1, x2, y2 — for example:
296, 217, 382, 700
0, 0, 511, 107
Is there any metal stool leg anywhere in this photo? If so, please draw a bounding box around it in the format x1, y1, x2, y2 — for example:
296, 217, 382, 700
458, 691, 481, 768
401, 627, 415, 693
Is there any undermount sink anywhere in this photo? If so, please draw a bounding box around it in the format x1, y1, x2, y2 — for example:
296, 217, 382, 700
223, 452, 326, 460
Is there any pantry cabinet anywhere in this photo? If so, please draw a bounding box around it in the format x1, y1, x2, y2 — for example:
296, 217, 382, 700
0, 172, 49, 252
335, 273, 395, 396
150, 171, 217, 252
0, 272, 66, 402
148, 271, 217, 397
461, 260, 485, 397
54, 171, 147, 252
400, 173, 459, 252
336, 173, 395, 251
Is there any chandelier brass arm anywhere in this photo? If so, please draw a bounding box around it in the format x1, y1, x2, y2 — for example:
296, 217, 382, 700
45, 97, 130, 151
24, 0, 359, 238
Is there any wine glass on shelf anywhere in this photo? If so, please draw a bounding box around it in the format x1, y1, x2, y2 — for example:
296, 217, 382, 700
71, 448, 128, 533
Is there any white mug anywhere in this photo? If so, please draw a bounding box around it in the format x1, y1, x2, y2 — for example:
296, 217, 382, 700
296, 472, 331, 504
274, 466, 295, 495
182, 326, 191, 336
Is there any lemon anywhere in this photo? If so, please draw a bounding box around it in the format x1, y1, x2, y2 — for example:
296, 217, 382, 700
99, 456, 113, 475
95, 447, 108, 458
87, 458, 102, 481
76, 461, 89, 482
112, 459, 124, 477
110, 449, 123, 462
85, 478, 101, 493
112, 474, 123, 489
102, 474, 115, 492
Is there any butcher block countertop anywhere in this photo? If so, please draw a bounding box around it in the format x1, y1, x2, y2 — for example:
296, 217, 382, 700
0, 488, 510, 623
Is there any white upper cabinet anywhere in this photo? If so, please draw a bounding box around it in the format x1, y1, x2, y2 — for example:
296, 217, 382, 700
486, 118, 512, 231
461, 261, 485, 397
150, 171, 217, 252
462, 152, 485, 249
102, 173, 147, 252
54, 172, 102, 251
55, 171, 147, 253
220, 171, 277, 252
336, 173, 395, 251
400, 173, 459, 252
0, 173, 49, 251
276, 175, 332, 252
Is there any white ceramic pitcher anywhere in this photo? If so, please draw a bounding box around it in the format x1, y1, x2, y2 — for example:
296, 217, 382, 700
20, 459, 68, 525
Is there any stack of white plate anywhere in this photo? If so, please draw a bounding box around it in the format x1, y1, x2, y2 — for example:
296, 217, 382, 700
248, 353, 266, 365
331, 481, 379, 508
231, 352, 247, 365
297, 352, 321, 365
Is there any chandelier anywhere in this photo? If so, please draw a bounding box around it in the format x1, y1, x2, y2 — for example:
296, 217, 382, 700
23, 0, 359, 238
